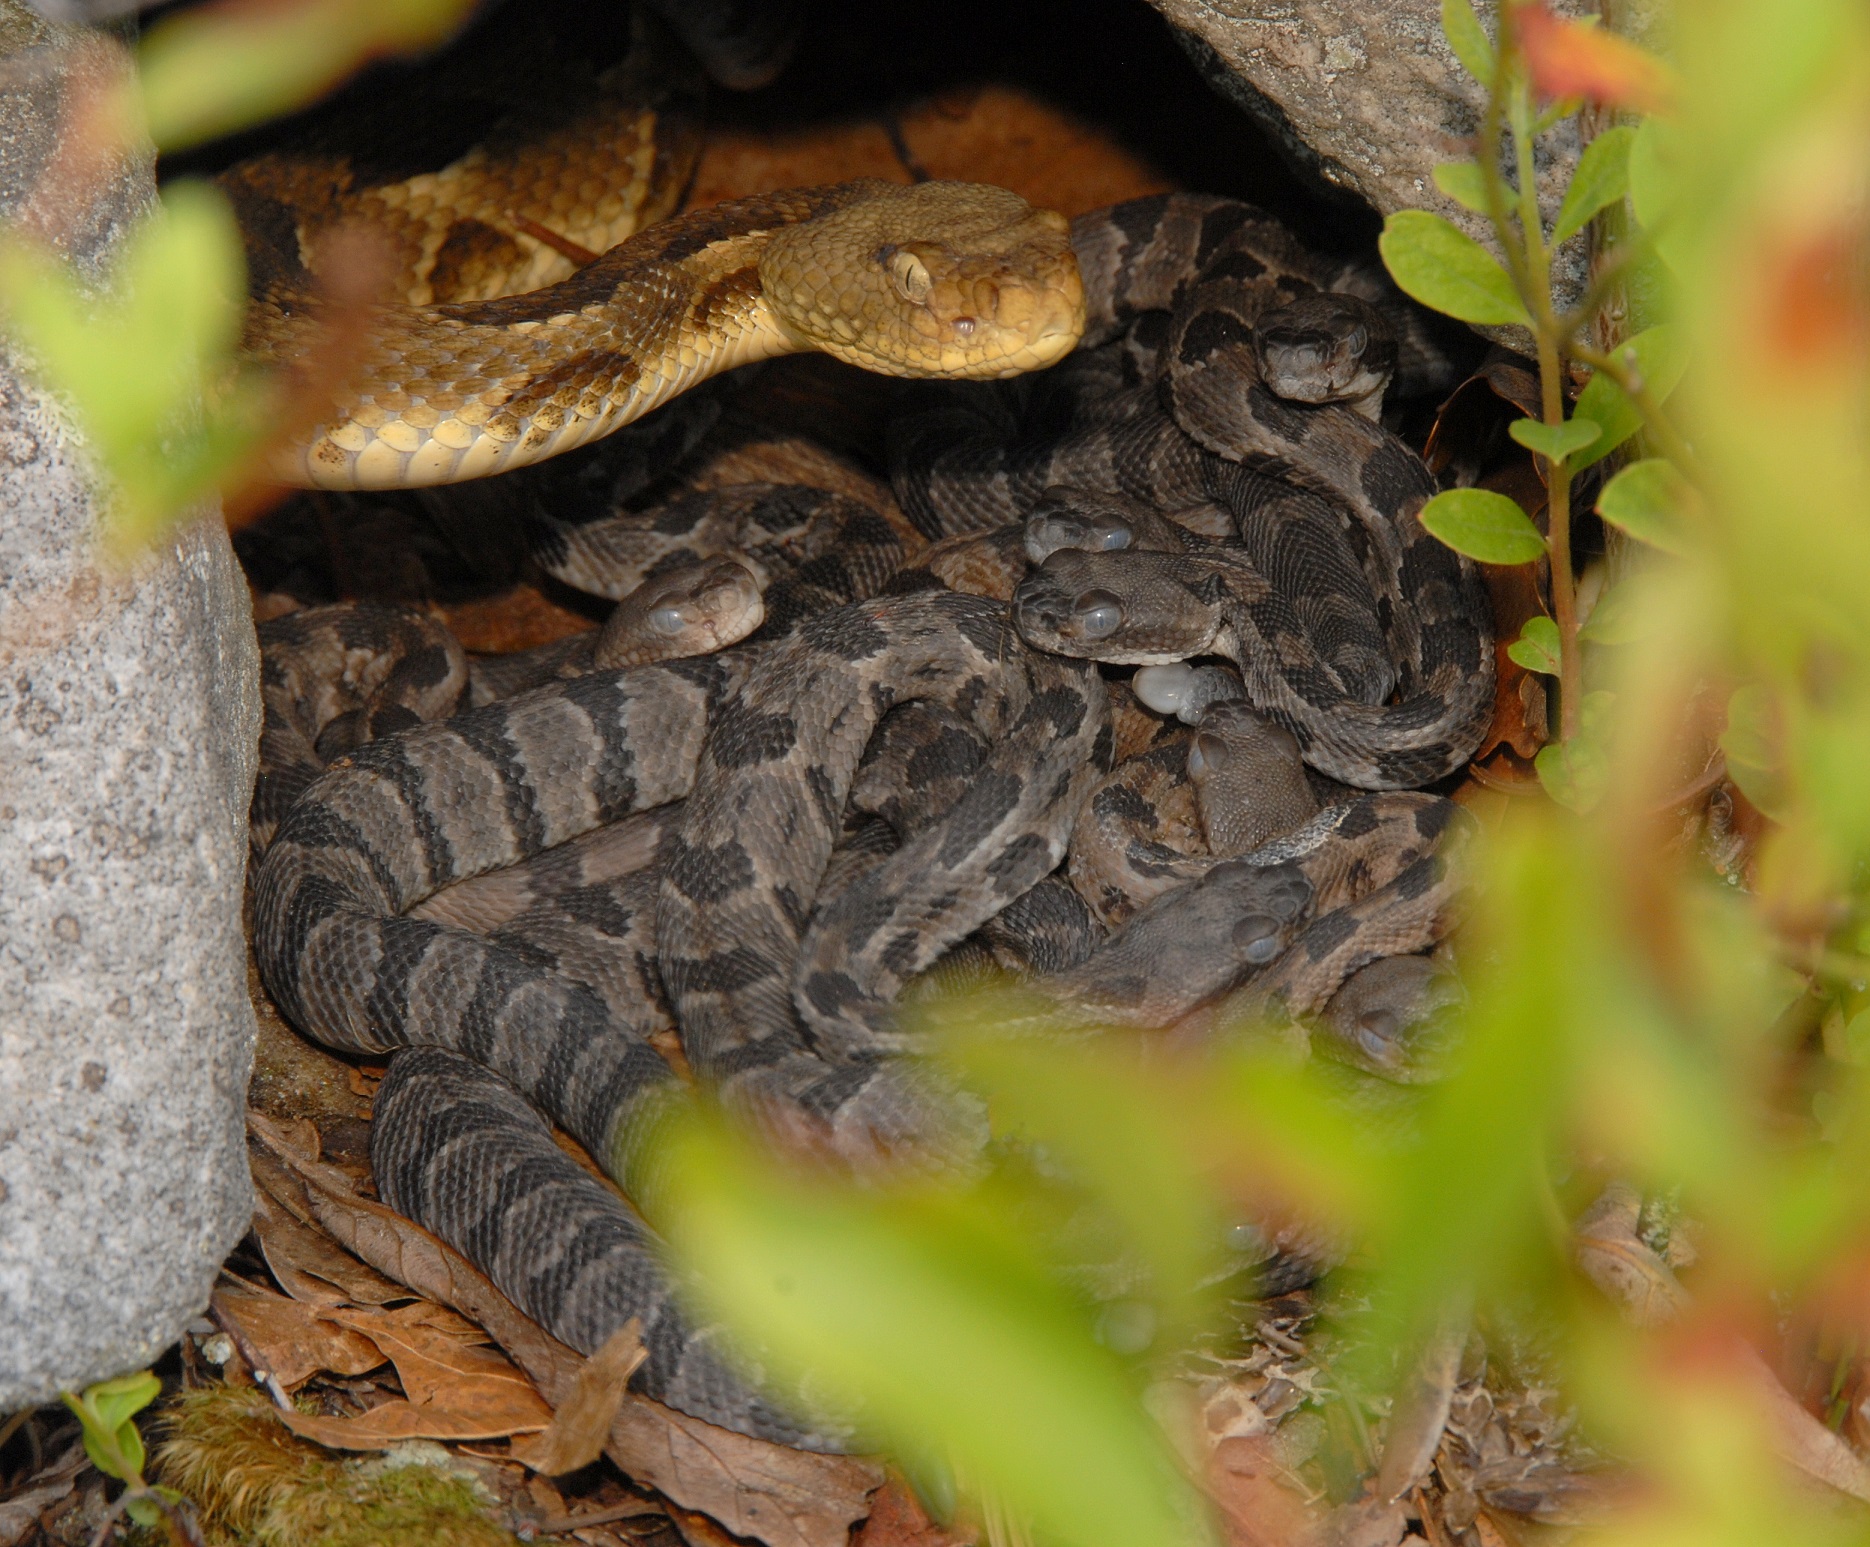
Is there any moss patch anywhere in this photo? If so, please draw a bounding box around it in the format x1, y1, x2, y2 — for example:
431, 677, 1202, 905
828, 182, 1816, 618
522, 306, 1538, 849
156, 1386, 519, 1547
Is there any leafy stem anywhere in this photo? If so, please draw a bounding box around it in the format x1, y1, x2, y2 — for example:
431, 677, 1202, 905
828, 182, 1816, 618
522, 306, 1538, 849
1382, 0, 1690, 807
1479, 15, 1584, 741
61, 1372, 196, 1546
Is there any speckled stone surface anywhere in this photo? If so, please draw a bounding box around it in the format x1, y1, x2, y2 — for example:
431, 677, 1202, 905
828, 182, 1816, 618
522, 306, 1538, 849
0, 0, 259, 1407
1143, 0, 1596, 328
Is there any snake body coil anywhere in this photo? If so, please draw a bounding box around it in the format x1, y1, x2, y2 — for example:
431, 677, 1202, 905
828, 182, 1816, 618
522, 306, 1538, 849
247, 172, 1490, 1450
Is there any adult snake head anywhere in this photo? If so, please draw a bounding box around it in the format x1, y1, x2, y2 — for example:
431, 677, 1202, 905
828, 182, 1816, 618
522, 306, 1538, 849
760, 181, 1086, 379
262, 180, 1085, 491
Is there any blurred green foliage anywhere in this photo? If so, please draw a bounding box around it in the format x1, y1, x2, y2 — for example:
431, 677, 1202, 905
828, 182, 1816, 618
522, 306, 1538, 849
137, 0, 473, 152
0, 0, 474, 553
0, 180, 263, 550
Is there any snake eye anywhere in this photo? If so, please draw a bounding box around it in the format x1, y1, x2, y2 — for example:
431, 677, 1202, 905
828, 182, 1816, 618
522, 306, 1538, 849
1232, 913, 1282, 964
1356, 1009, 1400, 1061
882, 245, 932, 304
1189, 731, 1229, 777
952, 316, 977, 337
648, 606, 689, 635
1344, 323, 1368, 356
1096, 520, 1133, 551
1072, 589, 1123, 639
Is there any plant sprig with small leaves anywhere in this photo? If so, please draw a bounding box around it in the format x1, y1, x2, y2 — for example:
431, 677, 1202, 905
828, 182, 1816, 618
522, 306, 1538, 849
62, 1371, 198, 1543
1379, 0, 1691, 809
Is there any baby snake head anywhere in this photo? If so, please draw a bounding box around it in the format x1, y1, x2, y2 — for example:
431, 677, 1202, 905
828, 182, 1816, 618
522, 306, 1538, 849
1024, 490, 1137, 565
593, 556, 765, 667
1251, 292, 1397, 415
1023, 486, 1192, 565
1314, 953, 1466, 1084
1198, 858, 1315, 969
1187, 702, 1319, 856
759, 181, 1086, 379
1012, 549, 1221, 664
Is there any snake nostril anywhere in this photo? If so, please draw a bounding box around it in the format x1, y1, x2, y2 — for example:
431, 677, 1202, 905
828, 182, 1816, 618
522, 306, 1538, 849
1232, 914, 1282, 964
1072, 589, 1123, 639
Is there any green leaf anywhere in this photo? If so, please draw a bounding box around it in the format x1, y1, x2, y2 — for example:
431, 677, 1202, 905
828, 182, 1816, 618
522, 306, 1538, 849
1843, 1008, 1870, 1067
89, 1370, 162, 1422
63, 1370, 159, 1483
658, 1112, 1201, 1547
1577, 579, 1645, 645
1379, 211, 1531, 328
1508, 416, 1602, 465
1441, 0, 1495, 83
1597, 458, 1691, 553
1569, 325, 1689, 471
1418, 489, 1547, 565
1432, 160, 1492, 215
1534, 695, 1616, 812
139, 0, 477, 151
125, 1495, 165, 1529
1553, 125, 1637, 244
1627, 115, 1673, 233
0, 182, 270, 551
1506, 616, 1562, 675
1720, 684, 1788, 820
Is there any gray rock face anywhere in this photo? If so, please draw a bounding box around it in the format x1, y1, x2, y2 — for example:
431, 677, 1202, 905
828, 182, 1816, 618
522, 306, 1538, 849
0, 1, 260, 1407
1144, 0, 1595, 322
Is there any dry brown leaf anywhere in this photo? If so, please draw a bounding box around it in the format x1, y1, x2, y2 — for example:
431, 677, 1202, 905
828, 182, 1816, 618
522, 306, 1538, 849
249, 1111, 885, 1547
511, 1320, 648, 1476
1422, 354, 1544, 485
1472, 1513, 1513, 1547
603, 1399, 884, 1547
440, 586, 596, 654
386, 1298, 495, 1344
0, 1477, 75, 1547
1371, 1308, 1468, 1505
210, 1283, 386, 1390
276, 1306, 553, 1449
1321, 1496, 1408, 1547
1572, 1183, 1690, 1329
1208, 1435, 1324, 1547
329, 1307, 550, 1409
252, 1176, 410, 1307
850, 1478, 976, 1547
1469, 462, 1553, 771
0, 1441, 88, 1547
1739, 1343, 1870, 1504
